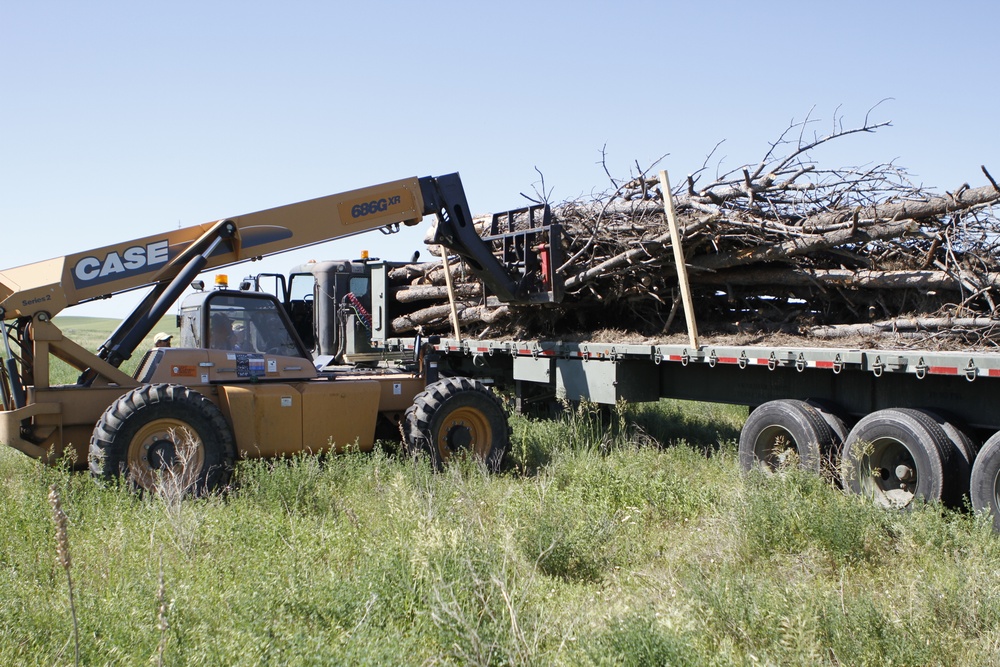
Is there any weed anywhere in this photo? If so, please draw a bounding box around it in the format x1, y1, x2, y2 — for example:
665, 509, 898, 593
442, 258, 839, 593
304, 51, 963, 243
47, 483, 80, 667
131, 427, 208, 556
426, 545, 544, 666
738, 465, 895, 566
154, 556, 171, 667
583, 612, 700, 667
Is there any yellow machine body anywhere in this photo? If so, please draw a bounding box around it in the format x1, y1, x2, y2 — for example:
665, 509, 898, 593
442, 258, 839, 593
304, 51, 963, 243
0, 176, 434, 464
0, 173, 519, 487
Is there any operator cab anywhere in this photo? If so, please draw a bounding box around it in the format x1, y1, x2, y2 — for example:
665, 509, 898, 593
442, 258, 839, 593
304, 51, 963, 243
178, 289, 309, 358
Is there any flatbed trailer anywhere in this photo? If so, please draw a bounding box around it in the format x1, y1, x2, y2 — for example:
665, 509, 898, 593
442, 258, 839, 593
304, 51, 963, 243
377, 335, 1000, 523
267, 255, 1000, 527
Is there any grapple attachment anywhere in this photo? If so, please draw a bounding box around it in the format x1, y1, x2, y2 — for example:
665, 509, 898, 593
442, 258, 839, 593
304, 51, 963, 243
482, 204, 563, 304
420, 173, 563, 305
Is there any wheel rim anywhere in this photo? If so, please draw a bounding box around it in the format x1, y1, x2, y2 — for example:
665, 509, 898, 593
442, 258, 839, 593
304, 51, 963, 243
435, 406, 493, 463
857, 436, 918, 508
754, 424, 798, 468
127, 418, 205, 489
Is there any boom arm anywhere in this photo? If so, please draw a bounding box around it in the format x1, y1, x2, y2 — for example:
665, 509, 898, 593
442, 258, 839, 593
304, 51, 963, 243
0, 173, 560, 390
0, 176, 431, 320
0, 173, 557, 323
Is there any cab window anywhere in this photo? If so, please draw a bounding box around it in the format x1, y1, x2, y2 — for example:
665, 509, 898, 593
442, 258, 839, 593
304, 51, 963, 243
206, 295, 303, 356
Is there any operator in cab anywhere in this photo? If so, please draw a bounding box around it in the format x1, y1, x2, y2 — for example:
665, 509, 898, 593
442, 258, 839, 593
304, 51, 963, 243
210, 312, 237, 350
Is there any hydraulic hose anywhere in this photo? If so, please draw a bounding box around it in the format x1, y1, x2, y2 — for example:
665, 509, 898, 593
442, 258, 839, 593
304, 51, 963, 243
0, 314, 26, 409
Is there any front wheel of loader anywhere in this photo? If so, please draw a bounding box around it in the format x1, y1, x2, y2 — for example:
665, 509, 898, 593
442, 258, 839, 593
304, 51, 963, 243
404, 377, 509, 472
89, 384, 236, 495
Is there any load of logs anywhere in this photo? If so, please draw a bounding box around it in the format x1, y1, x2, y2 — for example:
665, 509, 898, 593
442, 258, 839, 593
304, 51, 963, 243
389, 114, 1000, 349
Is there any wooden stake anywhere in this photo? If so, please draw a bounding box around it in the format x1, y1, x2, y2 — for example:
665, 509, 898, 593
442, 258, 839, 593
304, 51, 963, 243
439, 248, 462, 342
659, 170, 699, 348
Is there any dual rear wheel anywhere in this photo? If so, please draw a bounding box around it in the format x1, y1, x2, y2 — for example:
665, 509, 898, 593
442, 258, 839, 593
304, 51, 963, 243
971, 433, 1000, 530
839, 409, 975, 509
738, 399, 845, 473
739, 400, 995, 515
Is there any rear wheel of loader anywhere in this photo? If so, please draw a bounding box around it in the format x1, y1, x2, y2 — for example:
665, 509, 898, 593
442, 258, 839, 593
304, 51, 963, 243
89, 384, 235, 495
404, 377, 509, 472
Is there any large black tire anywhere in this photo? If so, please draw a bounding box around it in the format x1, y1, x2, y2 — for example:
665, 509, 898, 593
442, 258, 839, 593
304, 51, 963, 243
970, 431, 1000, 531
803, 399, 851, 452
404, 377, 509, 472
840, 408, 952, 509
739, 399, 837, 472
919, 410, 977, 508
89, 384, 236, 495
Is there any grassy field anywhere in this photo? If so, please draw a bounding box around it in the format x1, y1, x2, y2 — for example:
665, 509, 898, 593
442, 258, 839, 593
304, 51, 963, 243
2, 401, 1000, 665
40, 316, 180, 384
2, 320, 1000, 665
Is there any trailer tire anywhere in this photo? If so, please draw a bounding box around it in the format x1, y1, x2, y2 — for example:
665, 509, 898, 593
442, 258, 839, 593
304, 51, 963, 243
920, 410, 977, 508
404, 377, 509, 472
89, 384, 235, 495
739, 399, 835, 472
970, 432, 1000, 530
804, 399, 851, 452
840, 408, 951, 508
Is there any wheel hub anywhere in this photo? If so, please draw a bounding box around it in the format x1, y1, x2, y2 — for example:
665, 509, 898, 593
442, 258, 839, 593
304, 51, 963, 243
128, 418, 204, 488
865, 437, 917, 508
436, 406, 492, 462
445, 424, 473, 452
755, 425, 796, 468
146, 438, 179, 470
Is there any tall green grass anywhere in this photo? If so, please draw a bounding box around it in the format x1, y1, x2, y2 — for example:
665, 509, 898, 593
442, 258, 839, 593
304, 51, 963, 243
9, 315, 180, 384
2, 397, 999, 666
3, 318, 999, 664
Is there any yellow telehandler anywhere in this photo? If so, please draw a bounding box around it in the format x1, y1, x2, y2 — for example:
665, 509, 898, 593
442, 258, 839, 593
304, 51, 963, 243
0, 173, 559, 492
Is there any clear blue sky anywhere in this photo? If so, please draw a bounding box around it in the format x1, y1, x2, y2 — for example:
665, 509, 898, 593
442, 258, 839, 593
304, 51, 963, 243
3, 1, 997, 317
